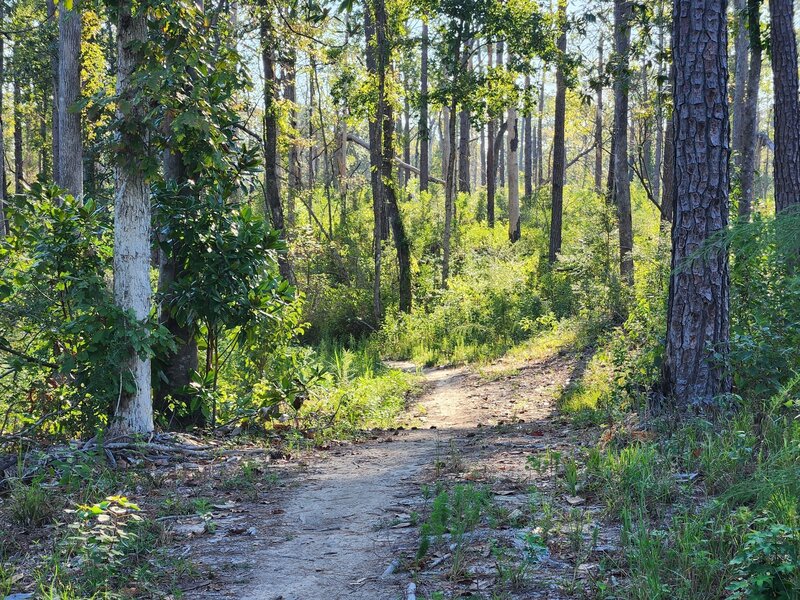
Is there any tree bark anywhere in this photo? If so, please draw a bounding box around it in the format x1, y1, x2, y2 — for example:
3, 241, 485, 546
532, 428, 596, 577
495, 41, 505, 191
403, 93, 411, 185
419, 22, 429, 192
768, 0, 800, 216
738, 0, 761, 219
731, 0, 749, 172
383, 103, 412, 312
13, 71, 22, 196
365, 0, 386, 319
260, 11, 292, 283
47, 0, 59, 184
613, 0, 634, 284
524, 74, 533, 200
659, 0, 731, 410
458, 98, 470, 193
653, 18, 664, 206
537, 68, 545, 186
0, 0, 6, 236
57, 0, 83, 198
486, 42, 496, 226
442, 96, 458, 288
661, 62, 675, 224
442, 106, 451, 186
549, 0, 567, 264
111, 0, 153, 436
594, 34, 604, 194
284, 47, 300, 228
508, 104, 520, 242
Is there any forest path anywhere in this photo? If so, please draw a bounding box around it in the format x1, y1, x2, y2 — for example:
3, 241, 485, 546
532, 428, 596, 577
202, 350, 590, 600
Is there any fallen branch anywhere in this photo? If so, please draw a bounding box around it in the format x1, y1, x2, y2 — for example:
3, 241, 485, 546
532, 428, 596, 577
346, 133, 446, 185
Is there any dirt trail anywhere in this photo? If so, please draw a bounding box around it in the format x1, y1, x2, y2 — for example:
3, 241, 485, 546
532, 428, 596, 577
197, 353, 593, 600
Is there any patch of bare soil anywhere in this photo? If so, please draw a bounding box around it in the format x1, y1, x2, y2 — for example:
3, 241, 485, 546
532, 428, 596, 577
182, 351, 611, 600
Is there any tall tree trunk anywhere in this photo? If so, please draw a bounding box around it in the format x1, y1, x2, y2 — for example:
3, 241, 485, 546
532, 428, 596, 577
47, 0, 59, 184
661, 62, 675, 224
613, 0, 634, 284
738, 0, 761, 219
594, 34, 604, 193
653, 18, 665, 206
442, 106, 451, 185
110, 0, 153, 435
731, 0, 749, 171
0, 0, 6, 236
659, 0, 731, 410
458, 98, 470, 193
549, 0, 567, 263
383, 102, 412, 312
364, 0, 386, 319
768, 0, 800, 216
486, 43, 496, 226
442, 46, 466, 288
480, 124, 486, 187
508, 104, 520, 242
536, 69, 545, 186
442, 97, 458, 288
13, 73, 22, 196
284, 47, 300, 228
57, 0, 83, 197
495, 41, 505, 191
261, 11, 291, 282
524, 74, 533, 200
403, 93, 411, 185
419, 22, 429, 191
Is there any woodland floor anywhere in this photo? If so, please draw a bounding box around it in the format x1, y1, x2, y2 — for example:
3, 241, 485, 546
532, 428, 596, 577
172, 347, 616, 600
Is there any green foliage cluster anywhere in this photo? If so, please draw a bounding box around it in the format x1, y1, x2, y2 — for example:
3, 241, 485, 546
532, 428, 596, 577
0, 185, 173, 434
380, 247, 546, 365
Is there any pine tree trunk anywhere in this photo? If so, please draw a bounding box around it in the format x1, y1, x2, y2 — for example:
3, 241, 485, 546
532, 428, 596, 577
495, 41, 505, 191
661, 62, 675, 224
595, 35, 604, 194
419, 22, 429, 192
383, 102, 412, 312
458, 99, 470, 193
613, 0, 634, 284
508, 104, 520, 242
0, 0, 6, 236
261, 12, 291, 282
480, 124, 486, 187
442, 98, 458, 288
13, 73, 22, 196
442, 106, 451, 185
47, 0, 59, 184
365, 0, 385, 319
731, 0, 749, 171
57, 0, 83, 198
549, 0, 567, 263
659, 0, 731, 410
653, 19, 664, 205
768, 0, 800, 216
284, 48, 300, 228
111, 0, 153, 436
537, 70, 545, 186
524, 74, 533, 201
738, 0, 761, 219
486, 43, 496, 226
403, 93, 411, 185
